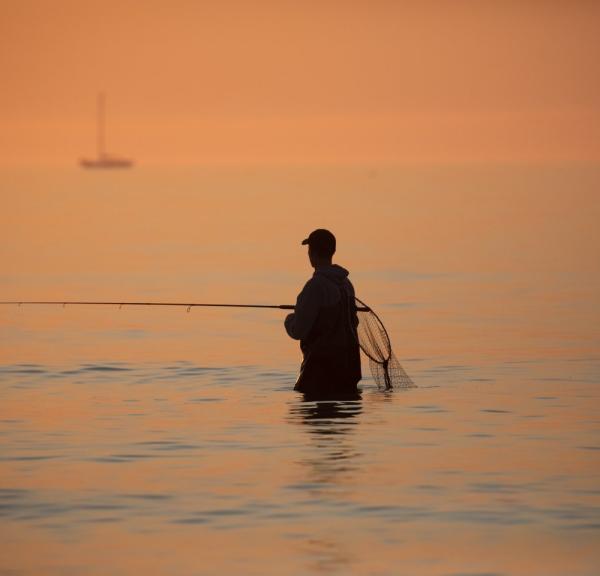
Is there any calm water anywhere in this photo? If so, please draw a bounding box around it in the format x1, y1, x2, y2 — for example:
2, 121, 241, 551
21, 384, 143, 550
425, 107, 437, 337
1, 164, 599, 575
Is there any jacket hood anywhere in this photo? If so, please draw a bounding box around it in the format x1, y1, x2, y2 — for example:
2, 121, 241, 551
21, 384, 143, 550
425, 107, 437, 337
314, 264, 350, 285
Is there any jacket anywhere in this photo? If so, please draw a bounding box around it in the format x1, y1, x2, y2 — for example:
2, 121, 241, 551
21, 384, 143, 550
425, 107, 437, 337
285, 264, 362, 396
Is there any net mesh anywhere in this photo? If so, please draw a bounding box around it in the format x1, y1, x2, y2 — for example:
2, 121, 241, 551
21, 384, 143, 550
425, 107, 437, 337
354, 297, 415, 390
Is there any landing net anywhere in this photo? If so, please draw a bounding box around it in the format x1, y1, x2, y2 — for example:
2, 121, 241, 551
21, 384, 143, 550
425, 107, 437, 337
354, 297, 415, 390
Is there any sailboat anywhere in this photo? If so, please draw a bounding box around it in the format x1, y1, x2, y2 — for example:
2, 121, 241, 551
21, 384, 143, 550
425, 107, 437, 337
80, 93, 134, 169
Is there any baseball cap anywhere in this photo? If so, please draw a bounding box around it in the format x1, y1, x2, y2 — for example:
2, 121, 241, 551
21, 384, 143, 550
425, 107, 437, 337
301, 229, 336, 255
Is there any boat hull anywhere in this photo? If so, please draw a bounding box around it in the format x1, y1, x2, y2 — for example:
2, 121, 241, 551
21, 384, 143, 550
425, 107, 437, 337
80, 158, 134, 169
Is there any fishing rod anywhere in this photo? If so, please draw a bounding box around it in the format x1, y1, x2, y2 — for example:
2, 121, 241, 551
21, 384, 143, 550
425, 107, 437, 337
0, 299, 415, 389
0, 301, 371, 312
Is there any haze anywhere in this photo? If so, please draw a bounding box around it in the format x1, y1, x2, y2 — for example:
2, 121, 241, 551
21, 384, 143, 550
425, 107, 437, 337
1, 0, 599, 164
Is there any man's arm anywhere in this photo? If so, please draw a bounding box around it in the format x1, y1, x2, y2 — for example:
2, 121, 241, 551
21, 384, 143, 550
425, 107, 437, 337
284, 279, 322, 340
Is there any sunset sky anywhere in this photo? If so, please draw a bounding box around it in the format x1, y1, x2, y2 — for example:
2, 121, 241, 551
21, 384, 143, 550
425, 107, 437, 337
1, 0, 599, 164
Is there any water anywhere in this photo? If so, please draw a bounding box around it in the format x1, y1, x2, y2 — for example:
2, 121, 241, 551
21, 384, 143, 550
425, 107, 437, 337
1, 164, 599, 575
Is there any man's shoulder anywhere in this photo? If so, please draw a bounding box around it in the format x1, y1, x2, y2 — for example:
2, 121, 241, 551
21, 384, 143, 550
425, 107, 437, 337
299, 274, 333, 300
301, 275, 322, 292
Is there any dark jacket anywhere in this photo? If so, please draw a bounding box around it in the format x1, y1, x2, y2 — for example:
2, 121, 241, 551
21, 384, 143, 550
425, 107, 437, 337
285, 264, 362, 396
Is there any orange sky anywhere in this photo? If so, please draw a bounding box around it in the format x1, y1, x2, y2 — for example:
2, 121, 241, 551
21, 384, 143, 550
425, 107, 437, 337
1, 0, 599, 164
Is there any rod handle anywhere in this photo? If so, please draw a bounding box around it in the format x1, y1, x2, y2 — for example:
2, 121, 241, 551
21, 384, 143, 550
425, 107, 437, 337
278, 304, 370, 312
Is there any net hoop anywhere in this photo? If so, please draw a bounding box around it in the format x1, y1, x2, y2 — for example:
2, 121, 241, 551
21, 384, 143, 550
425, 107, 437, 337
354, 296, 393, 363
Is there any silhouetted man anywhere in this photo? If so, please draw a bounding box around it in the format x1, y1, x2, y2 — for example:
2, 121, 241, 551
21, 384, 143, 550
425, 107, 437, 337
285, 229, 362, 397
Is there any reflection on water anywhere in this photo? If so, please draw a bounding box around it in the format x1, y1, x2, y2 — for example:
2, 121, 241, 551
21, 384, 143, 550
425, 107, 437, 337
288, 398, 363, 487
287, 399, 364, 573
300, 537, 358, 575
289, 397, 363, 427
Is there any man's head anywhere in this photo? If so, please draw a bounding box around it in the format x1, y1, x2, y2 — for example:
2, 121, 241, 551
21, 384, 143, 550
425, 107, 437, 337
302, 229, 336, 267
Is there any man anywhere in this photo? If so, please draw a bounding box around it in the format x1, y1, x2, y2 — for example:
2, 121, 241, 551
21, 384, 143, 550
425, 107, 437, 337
285, 229, 362, 397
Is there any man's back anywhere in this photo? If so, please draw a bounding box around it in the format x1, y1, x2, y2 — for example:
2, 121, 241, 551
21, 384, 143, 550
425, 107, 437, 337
286, 263, 362, 397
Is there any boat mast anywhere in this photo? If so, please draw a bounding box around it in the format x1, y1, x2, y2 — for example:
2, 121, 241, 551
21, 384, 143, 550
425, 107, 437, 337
97, 92, 105, 159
